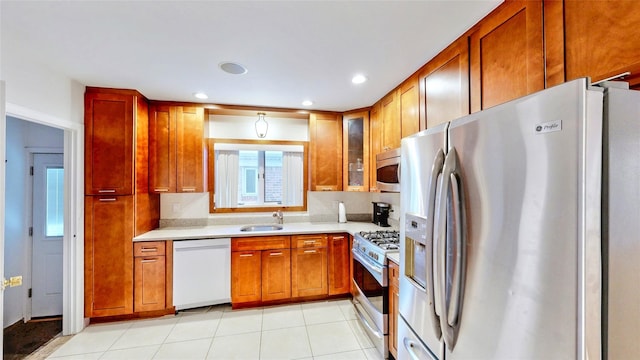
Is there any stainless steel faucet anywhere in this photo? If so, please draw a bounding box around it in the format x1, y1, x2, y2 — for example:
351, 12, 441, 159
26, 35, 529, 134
273, 210, 284, 224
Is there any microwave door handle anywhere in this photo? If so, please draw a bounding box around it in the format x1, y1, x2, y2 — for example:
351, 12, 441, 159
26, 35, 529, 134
426, 148, 445, 339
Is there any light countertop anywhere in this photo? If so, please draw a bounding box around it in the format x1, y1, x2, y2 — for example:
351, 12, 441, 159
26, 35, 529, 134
388, 252, 400, 264
134, 221, 395, 242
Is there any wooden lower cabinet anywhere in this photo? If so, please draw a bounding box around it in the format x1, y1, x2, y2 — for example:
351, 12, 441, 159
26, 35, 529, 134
389, 260, 400, 359
262, 249, 292, 301
328, 234, 350, 295
231, 250, 262, 304
231, 233, 350, 307
85, 195, 134, 317
291, 235, 328, 298
134, 242, 166, 312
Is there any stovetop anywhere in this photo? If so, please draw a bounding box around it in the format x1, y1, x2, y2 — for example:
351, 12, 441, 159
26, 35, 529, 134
357, 230, 400, 251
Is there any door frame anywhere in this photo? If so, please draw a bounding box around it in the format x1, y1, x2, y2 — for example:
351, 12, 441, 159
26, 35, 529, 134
24, 149, 64, 322
5, 102, 85, 335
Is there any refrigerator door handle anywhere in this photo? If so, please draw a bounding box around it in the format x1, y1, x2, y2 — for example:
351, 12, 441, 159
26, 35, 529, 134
437, 147, 466, 351
447, 171, 466, 328
426, 148, 445, 339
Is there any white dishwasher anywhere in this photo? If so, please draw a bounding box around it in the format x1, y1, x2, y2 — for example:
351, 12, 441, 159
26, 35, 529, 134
173, 238, 231, 310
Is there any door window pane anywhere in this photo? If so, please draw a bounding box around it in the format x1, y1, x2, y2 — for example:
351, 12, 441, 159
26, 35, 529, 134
46, 167, 64, 237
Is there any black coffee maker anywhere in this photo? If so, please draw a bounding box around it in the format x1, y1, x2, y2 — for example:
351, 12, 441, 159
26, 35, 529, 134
372, 202, 392, 227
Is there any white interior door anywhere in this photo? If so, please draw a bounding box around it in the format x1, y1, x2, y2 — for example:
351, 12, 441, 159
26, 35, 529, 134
32, 153, 64, 317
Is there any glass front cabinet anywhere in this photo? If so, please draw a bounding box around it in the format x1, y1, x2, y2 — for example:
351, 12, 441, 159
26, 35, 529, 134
343, 111, 369, 191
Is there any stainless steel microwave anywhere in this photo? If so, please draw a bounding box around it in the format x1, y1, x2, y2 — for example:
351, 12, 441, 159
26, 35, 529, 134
376, 148, 400, 192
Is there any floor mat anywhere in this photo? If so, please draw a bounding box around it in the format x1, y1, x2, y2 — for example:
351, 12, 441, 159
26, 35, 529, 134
3, 318, 62, 360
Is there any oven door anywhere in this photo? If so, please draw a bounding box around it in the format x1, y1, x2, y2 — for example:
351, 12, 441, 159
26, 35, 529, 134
352, 249, 389, 356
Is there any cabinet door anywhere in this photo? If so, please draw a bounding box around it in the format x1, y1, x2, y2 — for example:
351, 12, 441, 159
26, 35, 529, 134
328, 234, 350, 296
564, 1, 640, 89
85, 92, 134, 195
134, 255, 166, 312
84, 195, 134, 317
291, 247, 328, 298
420, 36, 470, 129
231, 250, 262, 303
343, 111, 369, 191
149, 105, 176, 193
369, 102, 381, 192
309, 113, 342, 191
470, 0, 544, 112
176, 106, 205, 192
381, 91, 400, 151
399, 75, 420, 137
262, 249, 291, 301
389, 261, 400, 358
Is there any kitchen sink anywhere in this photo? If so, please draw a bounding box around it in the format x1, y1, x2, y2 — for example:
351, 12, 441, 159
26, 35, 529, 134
240, 224, 284, 232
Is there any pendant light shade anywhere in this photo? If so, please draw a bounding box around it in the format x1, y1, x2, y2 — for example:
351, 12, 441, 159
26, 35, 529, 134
255, 112, 268, 138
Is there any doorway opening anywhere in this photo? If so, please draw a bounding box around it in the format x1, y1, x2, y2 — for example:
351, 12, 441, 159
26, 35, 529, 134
3, 116, 64, 359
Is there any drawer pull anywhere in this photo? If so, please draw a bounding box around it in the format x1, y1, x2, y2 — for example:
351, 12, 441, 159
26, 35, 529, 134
239, 253, 253, 257
98, 189, 116, 193
304, 240, 316, 245
140, 248, 157, 252
98, 198, 116, 202
270, 252, 283, 256
182, 188, 196, 192
304, 250, 317, 254
154, 188, 169, 192
141, 259, 157, 263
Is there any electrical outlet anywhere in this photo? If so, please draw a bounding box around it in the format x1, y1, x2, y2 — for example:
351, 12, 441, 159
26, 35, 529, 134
9, 276, 22, 287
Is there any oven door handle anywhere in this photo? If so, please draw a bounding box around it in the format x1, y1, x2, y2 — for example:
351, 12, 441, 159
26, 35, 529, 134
351, 248, 383, 275
353, 301, 383, 340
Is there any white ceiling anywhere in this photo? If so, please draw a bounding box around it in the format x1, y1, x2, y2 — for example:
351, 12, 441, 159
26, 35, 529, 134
1, 1, 502, 112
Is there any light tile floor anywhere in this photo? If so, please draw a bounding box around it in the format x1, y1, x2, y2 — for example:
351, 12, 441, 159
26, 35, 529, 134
45, 299, 384, 360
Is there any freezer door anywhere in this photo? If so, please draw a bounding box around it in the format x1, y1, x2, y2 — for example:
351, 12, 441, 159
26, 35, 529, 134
445, 78, 602, 359
399, 122, 447, 359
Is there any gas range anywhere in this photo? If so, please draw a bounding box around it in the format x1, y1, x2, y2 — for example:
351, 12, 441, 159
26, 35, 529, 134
353, 230, 400, 267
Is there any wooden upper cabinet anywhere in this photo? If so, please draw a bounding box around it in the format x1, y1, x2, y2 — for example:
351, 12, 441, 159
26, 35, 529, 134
369, 102, 382, 192
470, 0, 544, 112
149, 104, 205, 193
343, 110, 370, 192
399, 75, 420, 137
309, 112, 342, 191
381, 90, 401, 151
419, 36, 470, 129
85, 90, 136, 195
563, 1, 640, 89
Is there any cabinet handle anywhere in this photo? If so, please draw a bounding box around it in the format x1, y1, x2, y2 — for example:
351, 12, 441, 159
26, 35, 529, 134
239, 253, 254, 257
304, 250, 317, 254
269, 252, 283, 256
98, 198, 116, 202
333, 236, 345, 240
154, 188, 169, 192
140, 247, 157, 252
304, 240, 316, 245
141, 259, 157, 263
182, 188, 196, 192
98, 189, 116, 193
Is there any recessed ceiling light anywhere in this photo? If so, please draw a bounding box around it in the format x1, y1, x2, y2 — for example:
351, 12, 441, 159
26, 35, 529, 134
302, 100, 313, 106
219, 62, 248, 75
193, 92, 208, 99
352, 74, 368, 84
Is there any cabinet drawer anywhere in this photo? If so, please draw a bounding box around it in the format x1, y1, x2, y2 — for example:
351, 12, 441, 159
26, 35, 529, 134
134, 241, 166, 257
232, 236, 290, 251
292, 234, 328, 248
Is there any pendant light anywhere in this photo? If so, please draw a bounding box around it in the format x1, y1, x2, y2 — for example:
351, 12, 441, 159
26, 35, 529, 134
255, 112, 268, 138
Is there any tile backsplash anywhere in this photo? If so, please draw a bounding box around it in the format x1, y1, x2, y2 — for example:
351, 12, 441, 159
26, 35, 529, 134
159, 191, 400, 228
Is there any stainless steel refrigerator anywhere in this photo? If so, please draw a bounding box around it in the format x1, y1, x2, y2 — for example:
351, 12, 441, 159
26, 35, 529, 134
398, 78, 640, 359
